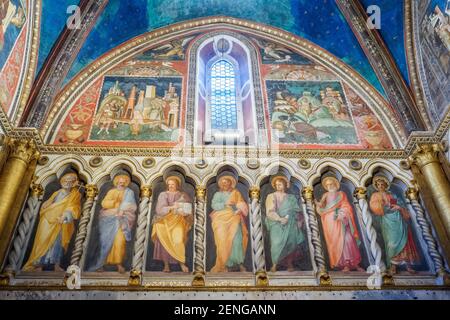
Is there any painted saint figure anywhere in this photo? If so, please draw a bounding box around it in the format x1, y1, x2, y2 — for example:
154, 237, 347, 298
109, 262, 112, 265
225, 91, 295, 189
265, 175, 305, 272
23, 172, 81, 272
315, 177, 364, 272
210, 174, 249, 272
151, 175, 193, 272
89, 171, 137, 273
369, 175, 420, 274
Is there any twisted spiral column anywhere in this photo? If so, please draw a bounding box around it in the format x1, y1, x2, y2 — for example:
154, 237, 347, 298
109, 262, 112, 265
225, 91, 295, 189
6, 183, 44, 272
129, 186, 152, 286
192, 186, 206, 286
354, 187, 390, 287
302, 187, 330, 285
354, 188, 385, 272
249, 187, 268, 286
406, 188, 447, 281
69, 185, 98, 267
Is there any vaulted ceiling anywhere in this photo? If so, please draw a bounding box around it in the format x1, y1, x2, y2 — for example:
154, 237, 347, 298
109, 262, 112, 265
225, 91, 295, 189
36, 0, 408, 96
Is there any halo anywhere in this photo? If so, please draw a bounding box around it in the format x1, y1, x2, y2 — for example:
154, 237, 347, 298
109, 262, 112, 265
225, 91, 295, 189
165, 175, 182, 188
271, 175, 290, 189
163, 171, 185, 189
373, 175, 390, 191
321, 176, 340, 190
218, 175, 237, 189
113, 171, 131, 187
60, 172, 78, 184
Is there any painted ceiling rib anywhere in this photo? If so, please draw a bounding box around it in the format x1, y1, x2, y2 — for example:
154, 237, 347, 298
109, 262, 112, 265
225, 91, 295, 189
21, 0, 108, 128
335, 0, 426, 134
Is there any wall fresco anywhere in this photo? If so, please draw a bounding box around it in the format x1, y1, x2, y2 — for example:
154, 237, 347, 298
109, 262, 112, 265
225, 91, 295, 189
51, 30, 394, 150
418, 0, 450, 127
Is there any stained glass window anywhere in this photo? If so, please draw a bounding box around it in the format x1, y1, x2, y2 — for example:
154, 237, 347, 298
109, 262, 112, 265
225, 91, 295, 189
210, 60, 238, 130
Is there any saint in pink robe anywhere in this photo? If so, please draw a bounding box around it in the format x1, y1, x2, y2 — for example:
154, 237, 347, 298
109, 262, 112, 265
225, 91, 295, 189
317, 191, 362, 269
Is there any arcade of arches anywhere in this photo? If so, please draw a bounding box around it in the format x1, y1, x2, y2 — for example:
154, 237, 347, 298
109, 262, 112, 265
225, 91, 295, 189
0, 1, 450, 300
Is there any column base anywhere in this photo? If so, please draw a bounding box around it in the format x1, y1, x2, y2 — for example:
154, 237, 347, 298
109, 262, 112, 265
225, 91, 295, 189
436, 271, 450, 287
0, 272, 11, 286
318, 271, 332, 286
382, 273, 395, 287
128, 270, 142, 286
192, 271, 205, 287
255, 271, 269, 286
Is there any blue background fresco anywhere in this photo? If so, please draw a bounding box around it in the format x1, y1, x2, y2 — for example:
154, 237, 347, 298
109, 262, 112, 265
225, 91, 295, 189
36, 0, 80, 75
360, 0, 409, 84
37, 0, 421, 96
63, 0, 386, 95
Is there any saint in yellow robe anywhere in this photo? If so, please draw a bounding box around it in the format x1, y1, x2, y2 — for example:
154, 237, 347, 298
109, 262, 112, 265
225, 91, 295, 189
88, 187, 136, 271
151, 191, 193, 264
23, 188, 81, 271
210, 189, 249, 272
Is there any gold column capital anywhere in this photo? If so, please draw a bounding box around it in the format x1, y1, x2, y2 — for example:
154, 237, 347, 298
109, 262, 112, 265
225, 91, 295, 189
195, 186, 206, 200
406, 187, 420, 201
354, 187, 367, 200
249, 186, 260, 200
85, 184, 98, 199
302, 186, 314, 201
0, 135, 9, 147
30, 183, 44, 197
409, 143, 442, 169
140, 185, 152, 198
7, 138, 40, 164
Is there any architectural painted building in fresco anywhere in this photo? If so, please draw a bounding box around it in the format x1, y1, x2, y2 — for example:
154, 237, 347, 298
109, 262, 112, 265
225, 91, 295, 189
0, 0, 449, 300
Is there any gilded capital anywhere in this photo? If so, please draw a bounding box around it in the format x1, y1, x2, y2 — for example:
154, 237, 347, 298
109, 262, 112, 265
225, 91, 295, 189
354, 187, 367, 200
249, 186, 260, 200
406, 187, 419, 201
140, 185, 152, 198
7, 138, 40, 164
85, 184, 98, 199
30, 183, 44, 197
196, 186, 206, 200
409, 143, 442, 169
302, 186, 314, 201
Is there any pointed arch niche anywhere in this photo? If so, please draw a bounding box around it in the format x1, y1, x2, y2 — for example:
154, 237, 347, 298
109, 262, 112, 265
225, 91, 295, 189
189, 32, 265, 146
